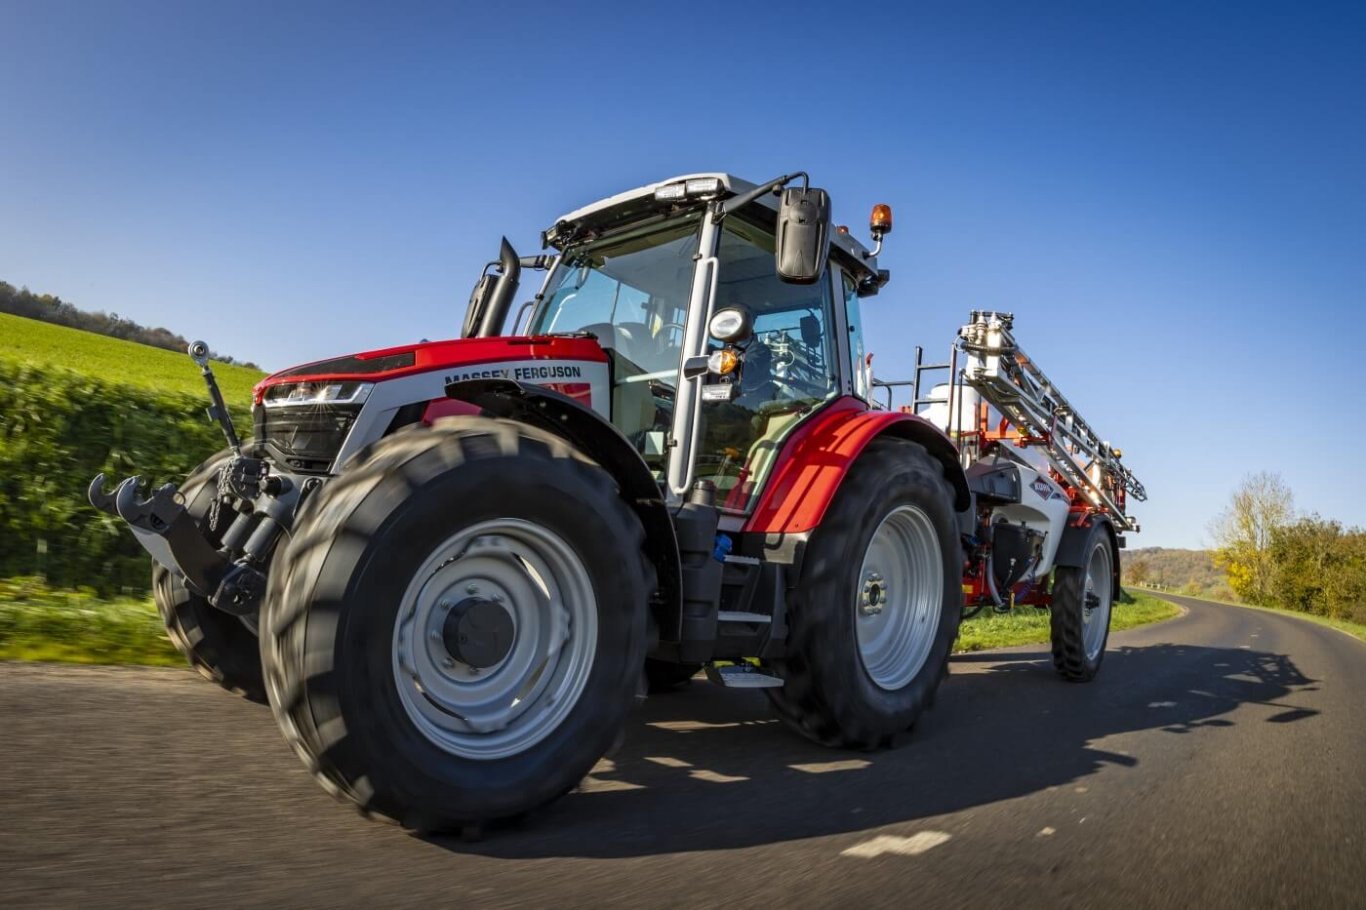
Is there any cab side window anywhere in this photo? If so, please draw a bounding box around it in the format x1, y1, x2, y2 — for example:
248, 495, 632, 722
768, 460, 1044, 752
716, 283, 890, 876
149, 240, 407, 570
842, 272, 871, 401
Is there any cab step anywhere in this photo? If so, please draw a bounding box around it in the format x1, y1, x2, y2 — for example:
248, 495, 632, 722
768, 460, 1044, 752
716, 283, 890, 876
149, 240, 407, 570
717, 610, 771, 624
705, 664, 784, 688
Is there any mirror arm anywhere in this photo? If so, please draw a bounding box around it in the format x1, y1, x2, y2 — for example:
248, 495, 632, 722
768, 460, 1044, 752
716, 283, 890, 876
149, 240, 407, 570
715, 172, 808, 222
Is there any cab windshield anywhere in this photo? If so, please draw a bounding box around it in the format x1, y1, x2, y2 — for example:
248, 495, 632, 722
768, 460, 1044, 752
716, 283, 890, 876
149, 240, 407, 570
531, 208, 839, 511
530, 216, 701, 470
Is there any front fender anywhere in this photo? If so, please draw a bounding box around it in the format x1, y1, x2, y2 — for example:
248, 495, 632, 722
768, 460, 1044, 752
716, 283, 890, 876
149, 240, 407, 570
446, 378, 683, 640
742, 397, 971, 536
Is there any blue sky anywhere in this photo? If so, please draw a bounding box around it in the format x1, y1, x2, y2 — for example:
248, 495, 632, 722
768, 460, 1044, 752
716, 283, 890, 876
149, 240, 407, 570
2, 1, 1363, 549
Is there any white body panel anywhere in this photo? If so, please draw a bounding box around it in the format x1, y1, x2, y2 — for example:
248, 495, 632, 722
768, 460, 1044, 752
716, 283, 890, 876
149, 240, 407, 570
982, 451, 1072, 578
331, 359, 610, 469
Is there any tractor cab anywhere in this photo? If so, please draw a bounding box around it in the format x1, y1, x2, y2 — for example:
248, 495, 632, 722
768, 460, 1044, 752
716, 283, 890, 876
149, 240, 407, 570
518, 173, 890, 512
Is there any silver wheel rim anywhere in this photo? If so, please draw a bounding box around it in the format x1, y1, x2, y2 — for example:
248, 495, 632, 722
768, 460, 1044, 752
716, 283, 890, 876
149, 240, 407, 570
391, 518, 597, 760
1081, 540, 1113, 661
855, 504, 944, 691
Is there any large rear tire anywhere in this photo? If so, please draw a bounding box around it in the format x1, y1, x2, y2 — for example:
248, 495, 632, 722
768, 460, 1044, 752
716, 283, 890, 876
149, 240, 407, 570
260, 417, 650, 831
1050, 523, 1117, 682
152, 449, 266, 703
766, 438, 962, 749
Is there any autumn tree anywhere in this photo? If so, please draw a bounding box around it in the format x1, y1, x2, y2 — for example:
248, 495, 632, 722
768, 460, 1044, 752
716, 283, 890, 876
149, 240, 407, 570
1125, 556, 1152, 586
1210, 472, 1294, 604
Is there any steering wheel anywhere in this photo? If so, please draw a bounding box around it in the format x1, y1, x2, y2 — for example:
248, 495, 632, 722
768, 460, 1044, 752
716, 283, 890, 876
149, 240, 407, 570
659, 322, 686, 349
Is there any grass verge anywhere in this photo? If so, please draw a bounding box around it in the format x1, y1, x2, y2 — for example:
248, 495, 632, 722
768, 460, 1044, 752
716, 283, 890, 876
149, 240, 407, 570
0, 578, 180, 666
2, 579, 1185, 668
1132, 588, 1366, 644
953, 590, 1181, 653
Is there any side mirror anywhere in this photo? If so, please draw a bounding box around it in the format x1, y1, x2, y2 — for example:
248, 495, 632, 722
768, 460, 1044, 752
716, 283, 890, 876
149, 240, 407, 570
775, 187, 831, 285
462, 273, 497, 338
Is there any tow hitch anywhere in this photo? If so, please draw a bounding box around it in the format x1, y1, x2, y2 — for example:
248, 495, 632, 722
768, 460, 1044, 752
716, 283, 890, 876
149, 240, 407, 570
87, 341, 290, 616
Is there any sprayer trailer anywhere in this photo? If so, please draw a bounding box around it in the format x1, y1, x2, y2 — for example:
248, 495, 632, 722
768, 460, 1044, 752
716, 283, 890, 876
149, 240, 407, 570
89, 172, 1145, 832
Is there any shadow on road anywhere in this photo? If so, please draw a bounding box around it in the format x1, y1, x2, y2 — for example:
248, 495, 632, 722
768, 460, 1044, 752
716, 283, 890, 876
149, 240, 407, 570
427, 642, 1317, 859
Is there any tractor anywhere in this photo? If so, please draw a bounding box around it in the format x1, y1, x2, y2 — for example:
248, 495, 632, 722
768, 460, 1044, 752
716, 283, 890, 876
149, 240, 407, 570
90, 171, 1142, 831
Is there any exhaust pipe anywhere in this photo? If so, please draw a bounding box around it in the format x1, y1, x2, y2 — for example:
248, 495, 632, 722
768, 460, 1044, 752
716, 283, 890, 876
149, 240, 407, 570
476, 237, 521, 337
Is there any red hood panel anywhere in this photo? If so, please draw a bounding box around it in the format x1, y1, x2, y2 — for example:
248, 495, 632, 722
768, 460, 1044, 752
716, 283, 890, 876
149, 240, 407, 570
253, 335, 608, 403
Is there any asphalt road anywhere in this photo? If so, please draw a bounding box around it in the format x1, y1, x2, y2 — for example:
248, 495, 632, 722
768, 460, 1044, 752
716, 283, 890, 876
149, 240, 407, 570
3, 594, 1363, 909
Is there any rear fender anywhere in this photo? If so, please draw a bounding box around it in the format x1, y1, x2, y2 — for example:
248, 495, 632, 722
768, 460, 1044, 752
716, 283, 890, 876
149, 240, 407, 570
742, 397, 971, 538
1053, 516, 1121, 600
447, 378, 682, 640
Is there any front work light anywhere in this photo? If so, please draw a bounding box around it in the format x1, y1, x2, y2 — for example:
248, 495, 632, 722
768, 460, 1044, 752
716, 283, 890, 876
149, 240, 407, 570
654, 182, 687, 202
707, 306, 752, 343
654, 177, 726, 203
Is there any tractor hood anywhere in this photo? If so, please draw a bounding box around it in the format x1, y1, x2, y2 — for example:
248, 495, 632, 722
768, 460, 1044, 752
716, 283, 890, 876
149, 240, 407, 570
252, 335, 609, 405
250, 335, 612, 474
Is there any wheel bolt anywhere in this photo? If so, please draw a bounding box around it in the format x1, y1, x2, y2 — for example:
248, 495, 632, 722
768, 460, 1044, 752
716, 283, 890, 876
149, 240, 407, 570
441, 657, 455, 668
466, 583, 479, 595
429, 631, 440, 642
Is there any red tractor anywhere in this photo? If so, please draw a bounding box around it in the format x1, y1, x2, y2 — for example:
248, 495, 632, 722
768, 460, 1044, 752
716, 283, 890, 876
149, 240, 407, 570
90, 172, 1140, 831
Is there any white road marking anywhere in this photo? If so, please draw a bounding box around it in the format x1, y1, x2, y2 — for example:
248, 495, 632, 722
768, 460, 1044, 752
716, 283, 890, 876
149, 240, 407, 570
791, 760, 871, 774
841, 831, 952, 858
1037, 827, 1056, 837
1148, 701, 1176, 708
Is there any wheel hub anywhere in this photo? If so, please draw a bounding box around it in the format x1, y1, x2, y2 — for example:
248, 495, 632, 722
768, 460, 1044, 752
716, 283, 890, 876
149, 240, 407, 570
860, 572, 887, 616
393, 520, 598, 761
854, 505, 944, 691
441, 597, 515, 669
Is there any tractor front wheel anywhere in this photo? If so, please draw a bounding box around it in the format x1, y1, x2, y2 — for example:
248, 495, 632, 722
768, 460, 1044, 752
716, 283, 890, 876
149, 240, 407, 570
260, 418, 650, 831
767, 438, 962, 749
152, 448, 266, 703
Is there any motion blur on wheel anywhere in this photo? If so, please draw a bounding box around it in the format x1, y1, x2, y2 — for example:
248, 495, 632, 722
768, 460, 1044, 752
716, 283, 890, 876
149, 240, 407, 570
88, 170, 1145, 830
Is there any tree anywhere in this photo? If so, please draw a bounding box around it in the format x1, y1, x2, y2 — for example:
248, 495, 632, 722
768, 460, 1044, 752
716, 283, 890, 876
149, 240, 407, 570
1210, 472, 1294, 604
1126, 556, 1152, 586
1269, 516, 1366, 620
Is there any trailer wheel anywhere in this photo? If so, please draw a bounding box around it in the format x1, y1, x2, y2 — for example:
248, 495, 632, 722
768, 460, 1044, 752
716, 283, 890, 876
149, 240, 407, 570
1050, 524, 1116, 682
260, 417, 649, 831
153, 449, 266, 703
644, 659, 701, 692
766, 438, 962, 749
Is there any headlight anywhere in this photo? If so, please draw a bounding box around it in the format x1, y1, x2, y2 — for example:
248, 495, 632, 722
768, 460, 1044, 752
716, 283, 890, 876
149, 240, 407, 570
261, 381, 373, 408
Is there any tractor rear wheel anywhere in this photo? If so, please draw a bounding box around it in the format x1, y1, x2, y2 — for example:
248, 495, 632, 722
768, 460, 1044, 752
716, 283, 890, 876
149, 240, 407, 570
152, 449, 266, 703
766, 438, 962, 749
260, 417, 650, 831
1050, 524, 1116, 681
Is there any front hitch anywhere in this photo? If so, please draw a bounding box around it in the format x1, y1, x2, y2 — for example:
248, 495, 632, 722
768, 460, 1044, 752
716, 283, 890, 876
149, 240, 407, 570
89, 472, 234, 603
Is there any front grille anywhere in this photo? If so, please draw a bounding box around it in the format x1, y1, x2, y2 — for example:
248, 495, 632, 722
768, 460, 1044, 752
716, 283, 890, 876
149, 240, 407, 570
253, 403, 361, 474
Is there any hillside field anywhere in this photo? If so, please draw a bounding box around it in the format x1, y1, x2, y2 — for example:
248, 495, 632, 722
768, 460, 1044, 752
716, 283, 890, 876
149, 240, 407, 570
0, 314, 264, 590
0, 312, 264, 406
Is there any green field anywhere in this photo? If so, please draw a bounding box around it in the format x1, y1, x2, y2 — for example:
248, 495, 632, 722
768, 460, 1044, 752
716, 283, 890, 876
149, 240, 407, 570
0, 315, 265, 589
953, 591, 1181, 652
0, 312, 264, 405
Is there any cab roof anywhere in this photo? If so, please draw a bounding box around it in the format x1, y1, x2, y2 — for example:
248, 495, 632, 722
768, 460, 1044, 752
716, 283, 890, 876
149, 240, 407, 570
544, 172, 880, 273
